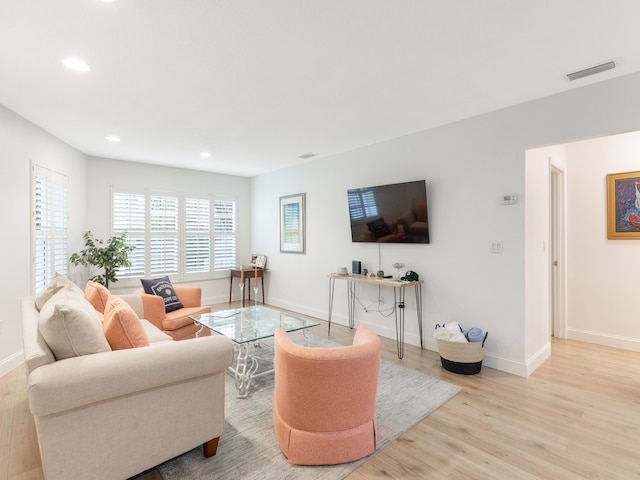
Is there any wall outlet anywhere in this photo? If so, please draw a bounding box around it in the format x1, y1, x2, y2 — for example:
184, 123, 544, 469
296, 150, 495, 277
491, 241, 503, 253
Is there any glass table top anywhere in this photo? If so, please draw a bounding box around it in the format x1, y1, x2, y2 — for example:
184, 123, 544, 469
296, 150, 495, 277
190, 306, 320, 344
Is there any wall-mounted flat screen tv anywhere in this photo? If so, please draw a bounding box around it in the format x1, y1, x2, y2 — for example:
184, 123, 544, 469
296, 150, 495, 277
347, 180, 430, 243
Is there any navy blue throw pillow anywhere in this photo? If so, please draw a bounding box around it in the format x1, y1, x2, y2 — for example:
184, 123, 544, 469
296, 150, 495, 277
140, 276, 184, 313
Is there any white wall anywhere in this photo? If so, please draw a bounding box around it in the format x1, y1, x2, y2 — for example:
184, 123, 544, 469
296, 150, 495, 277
84, 156, 252, 304
5, 71, 640, 378
252, 71, 640, 376
0, 104, 87, 377
565, 131, 640, 350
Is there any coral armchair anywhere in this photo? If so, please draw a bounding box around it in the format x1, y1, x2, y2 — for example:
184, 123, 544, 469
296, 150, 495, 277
272, 324, 382, 465
133, 285, 211, 340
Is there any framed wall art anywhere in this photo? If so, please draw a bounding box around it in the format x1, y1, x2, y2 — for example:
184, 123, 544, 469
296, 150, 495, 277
280, 193, 305, 253
606, 170, 640, 239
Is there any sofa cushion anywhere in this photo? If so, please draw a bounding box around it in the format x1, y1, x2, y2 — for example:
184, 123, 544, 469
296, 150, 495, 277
140, 276, 184, 313
103, 296, 150, 350
35, 272, 84, 311
38, 290, 112, 360
140, 319, 173, 343
84, 281, 111, 314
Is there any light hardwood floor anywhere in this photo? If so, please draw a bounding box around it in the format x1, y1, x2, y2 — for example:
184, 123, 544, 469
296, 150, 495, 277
2, 303, 639, 479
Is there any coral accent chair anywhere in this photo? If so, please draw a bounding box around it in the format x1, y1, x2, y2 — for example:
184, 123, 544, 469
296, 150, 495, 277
272, 324, 382, 465
133, 285, 211, 340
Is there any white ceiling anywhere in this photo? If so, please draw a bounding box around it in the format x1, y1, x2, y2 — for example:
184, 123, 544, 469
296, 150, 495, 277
2, 1, 640, 177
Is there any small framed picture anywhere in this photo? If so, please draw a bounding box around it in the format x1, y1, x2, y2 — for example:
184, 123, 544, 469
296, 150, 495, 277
250, 254, 267, 268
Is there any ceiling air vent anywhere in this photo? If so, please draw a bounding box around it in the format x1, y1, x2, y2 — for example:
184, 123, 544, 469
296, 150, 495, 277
298, 153, 317, 159
566, 61, 616, 81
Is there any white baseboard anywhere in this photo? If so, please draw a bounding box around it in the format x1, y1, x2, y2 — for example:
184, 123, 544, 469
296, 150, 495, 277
0, 350, 24, 378
246, 298, 543, 378
567, 328, 640, 352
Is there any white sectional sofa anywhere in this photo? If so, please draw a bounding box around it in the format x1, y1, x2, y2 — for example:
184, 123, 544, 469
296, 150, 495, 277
21, 285, 233, 480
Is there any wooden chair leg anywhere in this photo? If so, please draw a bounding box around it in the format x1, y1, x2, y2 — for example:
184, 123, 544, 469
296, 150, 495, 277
204, 437, 220, 457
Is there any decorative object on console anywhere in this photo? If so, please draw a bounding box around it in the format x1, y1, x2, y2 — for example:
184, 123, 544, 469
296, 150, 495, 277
606, 170, 640, 239
352, 260, 361, 274
392, 262, 405, 279
250, 254, 267, 268
401, 270, 419, 281
280, 193, 306, 253
140, 276, 184, 313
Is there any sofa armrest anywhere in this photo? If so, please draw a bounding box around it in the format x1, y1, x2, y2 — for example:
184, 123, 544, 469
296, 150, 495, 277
174, 285, 202, 308
28, 335, 234, 417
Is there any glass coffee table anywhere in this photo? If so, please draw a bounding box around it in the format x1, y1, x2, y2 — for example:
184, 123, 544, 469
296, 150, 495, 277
191, 306, 320, 398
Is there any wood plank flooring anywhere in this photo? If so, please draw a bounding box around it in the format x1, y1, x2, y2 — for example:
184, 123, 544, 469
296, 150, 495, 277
2, 303, 639, 479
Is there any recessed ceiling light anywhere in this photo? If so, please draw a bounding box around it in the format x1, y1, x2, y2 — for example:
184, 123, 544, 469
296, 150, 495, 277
200, 152, 212, 158
62, 58, 91, 72
105, 136, 120, 142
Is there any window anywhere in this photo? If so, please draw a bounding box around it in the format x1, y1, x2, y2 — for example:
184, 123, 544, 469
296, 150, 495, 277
32, 164, 68, 293
112, 189, 236, 280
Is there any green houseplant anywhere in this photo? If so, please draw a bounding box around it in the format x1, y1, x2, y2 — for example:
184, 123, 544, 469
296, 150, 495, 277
70, 231, 135, 288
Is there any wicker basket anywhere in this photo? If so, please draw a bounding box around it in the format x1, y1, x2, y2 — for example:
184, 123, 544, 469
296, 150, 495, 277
437, 332, 488, 375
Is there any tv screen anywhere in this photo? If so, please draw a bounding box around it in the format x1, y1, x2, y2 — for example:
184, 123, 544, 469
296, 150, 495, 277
347, 180, 430, 243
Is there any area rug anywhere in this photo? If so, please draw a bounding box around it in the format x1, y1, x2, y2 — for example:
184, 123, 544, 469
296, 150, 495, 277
158, 334, 461, 480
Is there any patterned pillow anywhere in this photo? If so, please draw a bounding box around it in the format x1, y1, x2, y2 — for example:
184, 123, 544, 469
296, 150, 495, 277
140, 276, 184, 313
103, 296, 150, 350
366, 218, 391, 238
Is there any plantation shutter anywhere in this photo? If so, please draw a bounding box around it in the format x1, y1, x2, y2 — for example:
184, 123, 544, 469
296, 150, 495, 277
33, 165, 68, 293
150, 195, 179, 275
112, 192, 146, 277
185, 197, 211, 273
213, 199, 236, 270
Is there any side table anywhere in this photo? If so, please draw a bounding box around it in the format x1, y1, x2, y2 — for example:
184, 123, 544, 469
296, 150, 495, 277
229, 268, 266, 307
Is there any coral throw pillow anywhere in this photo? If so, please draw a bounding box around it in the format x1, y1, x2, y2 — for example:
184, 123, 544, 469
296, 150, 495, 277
103, 296, 150, 350
84, 281, 111, 314
140, 276, 184, 313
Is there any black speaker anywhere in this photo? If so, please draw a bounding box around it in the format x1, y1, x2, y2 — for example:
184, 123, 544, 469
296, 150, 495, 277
352, 260, 361, 275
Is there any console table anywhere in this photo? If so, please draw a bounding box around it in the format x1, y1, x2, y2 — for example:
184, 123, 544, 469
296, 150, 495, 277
229, 268, 266, 307
327, 273, 423, 359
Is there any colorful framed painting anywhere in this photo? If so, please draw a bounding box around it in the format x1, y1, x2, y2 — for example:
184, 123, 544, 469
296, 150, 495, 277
607, 170, 640, 239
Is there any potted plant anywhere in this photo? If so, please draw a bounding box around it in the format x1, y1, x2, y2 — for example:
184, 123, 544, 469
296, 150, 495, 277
70, 231, 135, 288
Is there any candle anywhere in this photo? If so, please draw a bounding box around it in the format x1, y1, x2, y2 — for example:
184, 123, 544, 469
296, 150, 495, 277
240, 264, 244, 285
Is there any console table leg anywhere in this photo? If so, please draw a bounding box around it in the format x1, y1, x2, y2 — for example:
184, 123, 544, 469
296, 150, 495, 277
394, 287, 405, 359
328, 277, 335, 335
415, 283, 423, 349
347, 280, 356, 329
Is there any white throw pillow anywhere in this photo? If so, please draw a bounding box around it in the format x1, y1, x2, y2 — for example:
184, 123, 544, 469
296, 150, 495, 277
39, 290, 112, 360
35, 272, 84, 311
